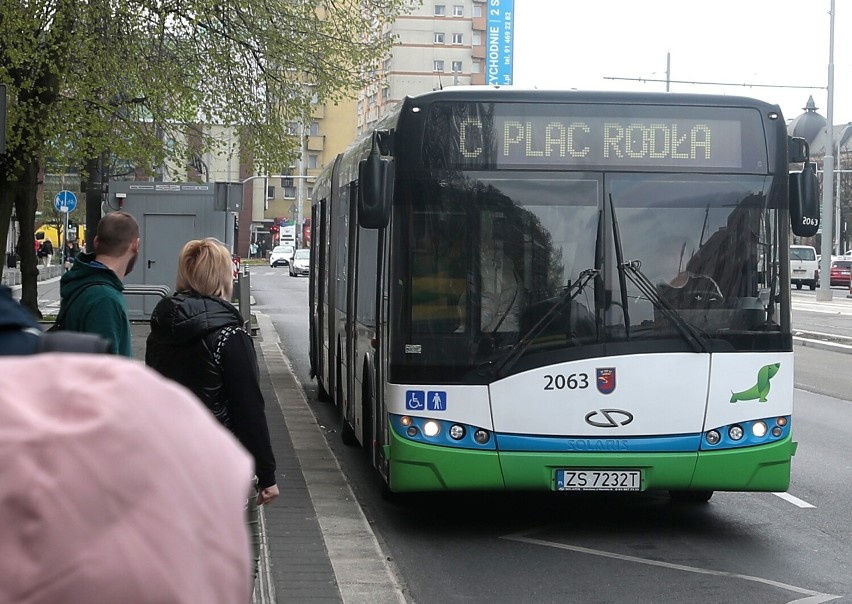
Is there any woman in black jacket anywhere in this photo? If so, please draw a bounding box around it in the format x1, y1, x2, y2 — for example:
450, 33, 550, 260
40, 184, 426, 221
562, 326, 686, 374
146, 238, 278, 586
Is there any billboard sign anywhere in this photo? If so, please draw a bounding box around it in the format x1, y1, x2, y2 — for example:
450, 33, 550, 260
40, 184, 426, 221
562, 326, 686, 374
486, 0, 514, 86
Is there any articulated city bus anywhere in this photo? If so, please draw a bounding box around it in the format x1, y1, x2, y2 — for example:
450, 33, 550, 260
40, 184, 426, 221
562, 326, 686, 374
309, 88, 818, 500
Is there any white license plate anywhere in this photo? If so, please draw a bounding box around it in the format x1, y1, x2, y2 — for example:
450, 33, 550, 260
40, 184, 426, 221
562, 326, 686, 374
555, 469, 641, 491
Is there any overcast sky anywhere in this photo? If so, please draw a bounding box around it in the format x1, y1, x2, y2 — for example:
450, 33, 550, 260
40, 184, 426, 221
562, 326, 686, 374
513, 1, 852, 126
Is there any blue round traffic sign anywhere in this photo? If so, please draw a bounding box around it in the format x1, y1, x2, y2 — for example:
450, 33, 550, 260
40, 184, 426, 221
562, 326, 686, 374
54, 190, 78, 213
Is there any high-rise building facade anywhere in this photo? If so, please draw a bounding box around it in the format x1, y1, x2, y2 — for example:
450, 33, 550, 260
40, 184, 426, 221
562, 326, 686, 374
358, 0, 492, 134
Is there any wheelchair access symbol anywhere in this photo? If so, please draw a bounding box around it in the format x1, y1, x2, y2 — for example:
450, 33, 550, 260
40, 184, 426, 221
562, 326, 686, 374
406, 390, 425, 410
405, 390, 447, 411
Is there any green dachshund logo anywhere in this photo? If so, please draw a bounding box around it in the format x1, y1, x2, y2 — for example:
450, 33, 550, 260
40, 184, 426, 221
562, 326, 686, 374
730, 363, 780, 403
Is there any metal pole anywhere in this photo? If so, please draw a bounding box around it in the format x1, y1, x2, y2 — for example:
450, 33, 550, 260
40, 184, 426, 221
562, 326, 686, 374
63, 210, 69, 273
836, 125, 850, 256
818, 0, 835, 301
239, 265, 251, 331
297, 121, 308, 249
666, 52, 671, 92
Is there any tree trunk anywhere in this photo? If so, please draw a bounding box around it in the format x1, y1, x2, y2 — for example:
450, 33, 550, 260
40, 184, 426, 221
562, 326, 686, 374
14, 160, 42, 318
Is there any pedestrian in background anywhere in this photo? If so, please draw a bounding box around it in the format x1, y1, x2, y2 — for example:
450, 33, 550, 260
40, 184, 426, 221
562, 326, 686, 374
0, 354, 255, 604
57, 212, 139, 357
63, 239, 80, 270
38, 238, 54, 268
146, 237, 279, 589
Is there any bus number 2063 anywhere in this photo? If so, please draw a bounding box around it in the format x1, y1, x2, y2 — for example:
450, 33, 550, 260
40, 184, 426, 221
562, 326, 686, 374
543, 373, 589, 390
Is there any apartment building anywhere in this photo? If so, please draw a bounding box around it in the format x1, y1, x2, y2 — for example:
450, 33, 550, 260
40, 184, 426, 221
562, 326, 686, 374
264, 98, 357, 248
358, 0, 506, 134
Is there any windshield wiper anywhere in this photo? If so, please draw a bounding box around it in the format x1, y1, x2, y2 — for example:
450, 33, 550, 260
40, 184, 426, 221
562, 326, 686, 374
486, 268, 600, 378
608, 195, 631, 335
620, 260, 710, 353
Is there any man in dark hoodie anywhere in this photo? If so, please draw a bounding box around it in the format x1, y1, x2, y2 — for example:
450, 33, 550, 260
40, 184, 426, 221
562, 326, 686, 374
57, 211, 140, 357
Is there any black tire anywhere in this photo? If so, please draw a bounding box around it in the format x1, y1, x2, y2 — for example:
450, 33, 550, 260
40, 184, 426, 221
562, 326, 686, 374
316, 379, 332, 403
669, 490, 713, 503
809, 281, 816, 291
340, 414, 358, 446
795, 282, 802, 290
338, 364, 359, 446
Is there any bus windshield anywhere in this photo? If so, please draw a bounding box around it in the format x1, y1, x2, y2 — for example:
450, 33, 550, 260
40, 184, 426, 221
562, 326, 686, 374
392, 171, 784, 382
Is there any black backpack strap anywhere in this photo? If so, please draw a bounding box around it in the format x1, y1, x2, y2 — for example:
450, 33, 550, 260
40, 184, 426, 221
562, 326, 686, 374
52, 282, 102, 331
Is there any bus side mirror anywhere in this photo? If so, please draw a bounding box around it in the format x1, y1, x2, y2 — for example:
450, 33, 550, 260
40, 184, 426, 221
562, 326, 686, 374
358, 137, 393, 229
790, 163, 819, 237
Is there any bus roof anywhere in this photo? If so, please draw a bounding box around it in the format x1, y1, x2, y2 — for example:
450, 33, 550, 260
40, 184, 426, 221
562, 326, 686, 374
400, 86, 782, 116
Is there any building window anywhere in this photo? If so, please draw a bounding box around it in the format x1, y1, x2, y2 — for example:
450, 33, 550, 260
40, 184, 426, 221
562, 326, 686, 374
284, 186, 296, 198
472, 60, 481, 74
452, 5, 463, 16
452, 33, 463, 45
267, 186, 275, 199
309, 121, 319, 136
434, 4, 445, 16
473, 5, 482, 17
472, 31, 482, 46
308, 154, 319, 169
433, 60, 444, 72
452, 61, 463, 72
434, 32, 445, 44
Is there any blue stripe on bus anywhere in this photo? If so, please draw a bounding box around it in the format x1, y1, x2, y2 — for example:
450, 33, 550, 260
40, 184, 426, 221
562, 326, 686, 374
494, 433, 702, 453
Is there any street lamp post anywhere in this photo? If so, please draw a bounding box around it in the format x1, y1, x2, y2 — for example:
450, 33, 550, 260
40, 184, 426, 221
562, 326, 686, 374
836, 123, 852, 255
818, 0, 836, 301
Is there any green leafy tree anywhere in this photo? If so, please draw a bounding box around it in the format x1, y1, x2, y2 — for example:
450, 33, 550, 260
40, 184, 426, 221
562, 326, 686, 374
1, 0, 409, 315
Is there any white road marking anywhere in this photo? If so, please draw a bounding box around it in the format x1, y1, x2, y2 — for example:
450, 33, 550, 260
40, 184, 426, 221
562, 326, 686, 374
773, 492, 816, 508
501, 529, 839, 603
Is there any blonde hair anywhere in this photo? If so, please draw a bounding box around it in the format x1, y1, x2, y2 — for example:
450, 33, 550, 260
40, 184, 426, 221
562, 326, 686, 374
176, 238, 233, 299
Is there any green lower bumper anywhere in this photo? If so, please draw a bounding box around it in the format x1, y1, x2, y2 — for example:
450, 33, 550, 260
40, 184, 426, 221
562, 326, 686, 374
387, 429, 795, 492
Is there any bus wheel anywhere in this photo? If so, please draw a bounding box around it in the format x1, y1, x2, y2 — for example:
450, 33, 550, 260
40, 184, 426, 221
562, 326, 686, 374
340, 418, 358, 446
338, 366, 358, 446
669, 490, 713, 503
316, 380, 332, 403
362, 374, 374, 458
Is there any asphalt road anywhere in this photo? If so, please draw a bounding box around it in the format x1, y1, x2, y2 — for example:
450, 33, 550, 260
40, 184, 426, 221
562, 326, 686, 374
16, 269, 852, 603
254, 268, 852, 604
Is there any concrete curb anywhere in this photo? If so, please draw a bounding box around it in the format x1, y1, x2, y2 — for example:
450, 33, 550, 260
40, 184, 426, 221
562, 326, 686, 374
257, 313, 408, 604
793, 336, 852, 354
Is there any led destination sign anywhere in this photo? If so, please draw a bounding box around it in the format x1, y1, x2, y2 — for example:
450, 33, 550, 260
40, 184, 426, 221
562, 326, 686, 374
470, 117, 742, 168
423, 103, 765, 171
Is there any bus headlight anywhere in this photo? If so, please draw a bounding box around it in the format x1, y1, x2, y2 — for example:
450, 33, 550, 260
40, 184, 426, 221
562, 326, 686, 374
406, 426, 418, 437
752, 421, 768, 438
423, 421, 440, 437
473, 429, 490, 444
729, 425, 744, 441
771, 426, 783, 437
449, 424, 466, 440
706, 430, 721, 445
